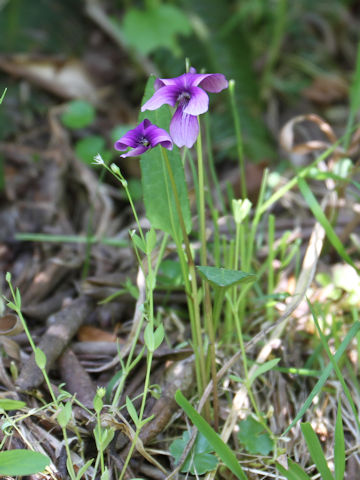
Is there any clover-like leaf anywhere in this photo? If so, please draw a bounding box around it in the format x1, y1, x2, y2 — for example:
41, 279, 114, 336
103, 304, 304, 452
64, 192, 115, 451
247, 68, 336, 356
122, 5, 192, 56
238, 416, 274, 455
170, 430, 218, 475
197, 266, 257, 289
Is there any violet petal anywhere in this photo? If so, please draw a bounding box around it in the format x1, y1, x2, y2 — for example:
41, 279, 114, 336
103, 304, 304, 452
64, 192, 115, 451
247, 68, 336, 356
120, 145, 148, 158
183, 86, 209, 115
141, 85, 180, 111
191, 73, 228, 93
145, 124, 173, 150
170, 107, 199, 148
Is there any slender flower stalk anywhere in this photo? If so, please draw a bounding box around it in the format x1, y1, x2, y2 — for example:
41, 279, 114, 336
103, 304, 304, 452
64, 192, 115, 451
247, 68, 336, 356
161, 148, 208, 402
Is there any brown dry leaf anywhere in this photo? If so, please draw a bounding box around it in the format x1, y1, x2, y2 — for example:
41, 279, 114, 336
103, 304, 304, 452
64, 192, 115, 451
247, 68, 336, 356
77, 325, 117, 342
302, 75, 348, 104
0, 55, 99, 102
0, 313, 23, 336
280, 113, 341, 155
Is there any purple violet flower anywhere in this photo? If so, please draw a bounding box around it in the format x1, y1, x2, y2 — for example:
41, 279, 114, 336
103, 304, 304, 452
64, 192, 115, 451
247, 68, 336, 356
114, 119, 173, 157
141, 68, 228, 148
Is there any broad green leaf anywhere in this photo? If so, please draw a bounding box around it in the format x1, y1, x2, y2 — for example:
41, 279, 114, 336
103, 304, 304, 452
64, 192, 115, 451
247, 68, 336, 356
158, 259, 183, 287
248, 358, 280, 386
276, 460, 311, 480
169, 430, 218, 475
238, 417, 273, 455
61, 100, 95, 129
300, 423, 333, 480
175, 390, 247, 480
298, 178, 357, 272
75, 136, 105, 165
283, 321, 360, 435
334, 403, 345, 480
122, 5, 191, 56
139, 77, 191, 239
0, 450, 50, 476
0, 399, 26, 410
197, 266, 257, 289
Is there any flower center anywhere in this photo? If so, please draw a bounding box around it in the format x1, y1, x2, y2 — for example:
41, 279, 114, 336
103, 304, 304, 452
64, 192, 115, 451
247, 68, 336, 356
177, 91, 191, 105
138, 136, 150, 147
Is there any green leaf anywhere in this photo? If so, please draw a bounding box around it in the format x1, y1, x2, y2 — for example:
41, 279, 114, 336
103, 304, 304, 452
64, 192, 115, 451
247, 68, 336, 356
0, 450, 50, 476
145, 228, 157, 254
122, 5, 192, 56
75, 459, 94, 480
158, 259, 183, 287
238, 417, 273, 455
248, 358, 280, 386
276, 460, 311, 480
15, 288, 21, 308
300, 423, 334, 480
139, 77, 191, 239
144, 323, 155, 352
169, 430, 218, 475
57, 402, 72, 428
197, 266, 257, 289
334, 402, 345, 480
175, 390, 247, 479
34, 347, 47, 370
130, 231, 146, 253
126, 396, 139, 426
61, 100, 95, 129
0, 399, 26, 411
6, 301, 18, 312
75, 136, 105, 165
153, 324, 165, 350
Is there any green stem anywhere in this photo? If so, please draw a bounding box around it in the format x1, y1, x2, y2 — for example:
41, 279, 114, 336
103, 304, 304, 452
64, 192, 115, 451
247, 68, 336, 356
196, 117, 207, 267
228, 80, 247, 199
161, 149, 207, 402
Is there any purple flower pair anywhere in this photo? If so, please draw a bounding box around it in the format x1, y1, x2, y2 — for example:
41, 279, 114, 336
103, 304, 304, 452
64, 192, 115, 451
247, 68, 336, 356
115, 68, 228, 157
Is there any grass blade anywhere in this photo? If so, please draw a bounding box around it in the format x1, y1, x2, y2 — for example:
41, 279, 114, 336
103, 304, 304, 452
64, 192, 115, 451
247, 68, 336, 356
300, 423, 334, 480
276, 460, 311, 480
175, 390, 247, 480
0, 88, 7, 104
283, 321, 360, 435
334, 402, 345, 480
297, 178, 357, 271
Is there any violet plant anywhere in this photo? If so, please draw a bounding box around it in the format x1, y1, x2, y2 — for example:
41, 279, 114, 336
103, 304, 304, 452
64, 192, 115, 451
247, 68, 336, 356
113, 66, 232, 410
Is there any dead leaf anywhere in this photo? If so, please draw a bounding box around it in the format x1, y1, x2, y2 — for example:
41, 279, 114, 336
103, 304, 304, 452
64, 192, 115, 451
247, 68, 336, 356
77, 325, 117, 342
0, 55, 99, 102
302, 75, 348, 104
